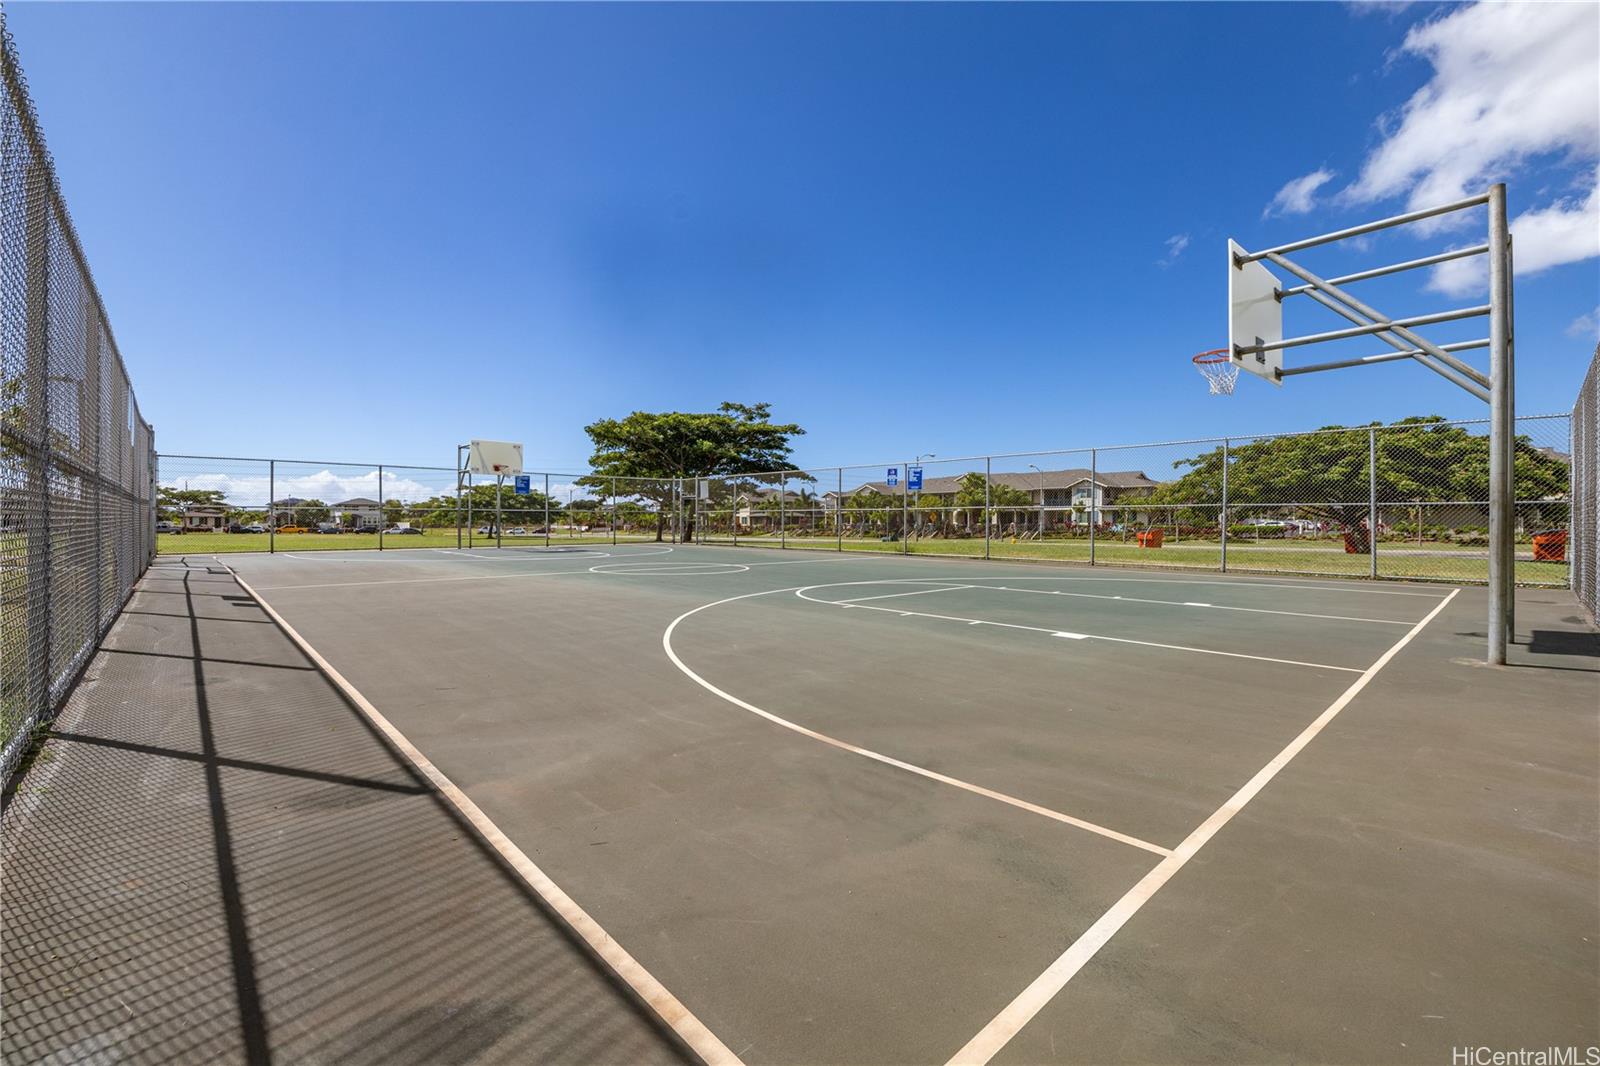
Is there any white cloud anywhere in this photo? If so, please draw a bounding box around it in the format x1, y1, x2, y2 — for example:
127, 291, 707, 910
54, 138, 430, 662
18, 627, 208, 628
1157, 233, 1191, 267
160, 468, 453, 506
1264, 168, 1337, 218
1568, 306, 1600, 341
1428, 171, 1600, 295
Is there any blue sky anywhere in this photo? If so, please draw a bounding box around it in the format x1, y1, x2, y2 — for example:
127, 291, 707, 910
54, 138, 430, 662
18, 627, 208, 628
7, 1, 1597, 474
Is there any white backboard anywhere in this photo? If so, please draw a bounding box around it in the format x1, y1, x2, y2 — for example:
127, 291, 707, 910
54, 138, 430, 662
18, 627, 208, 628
1228, 239, 1283, 385
467, 439, 524, 476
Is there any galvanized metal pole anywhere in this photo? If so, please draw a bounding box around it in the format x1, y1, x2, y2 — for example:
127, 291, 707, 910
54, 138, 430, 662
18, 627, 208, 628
268, 460, 275, 554
456, 445, 465, 549
779, 474, 786, 550
837, 468, 844, 553
466, 473, 473, 549
1368, 427, 1379, 579
1487, 183, 1511, 663
1220, 438, 1229, 573
1088, 449, 1097, 566
1504, 234, 1517, 641
985, 456, 992, 560
496, 475, 503, 550
378, 465, 385, 551
545, 474, 551, 548
611, 477, 617, 546
902, 462, 910, 555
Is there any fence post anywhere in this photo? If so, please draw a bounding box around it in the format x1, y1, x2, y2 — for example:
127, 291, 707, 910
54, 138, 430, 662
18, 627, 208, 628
1089, 449, 1097, 566
496, 475, 503, 549
466, 473, 473, 549
985, 456, 992, 560
1220, 438, 1229, 573
455, 446, 463, 549
611, 478, 617, 546
544, 474, 551, 549
837, 469, 844, 552
1368, 426, 1379, 579
268, 460, 275, 554
779, 473, 786, 550
378, 465, 385, 550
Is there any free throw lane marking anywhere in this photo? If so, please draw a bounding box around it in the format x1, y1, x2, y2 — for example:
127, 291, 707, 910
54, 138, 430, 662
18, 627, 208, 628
662, 586, 1172, 857
793, 583, 1364, 673
945, 587, 1462, 1065
224, 564, 744, 1066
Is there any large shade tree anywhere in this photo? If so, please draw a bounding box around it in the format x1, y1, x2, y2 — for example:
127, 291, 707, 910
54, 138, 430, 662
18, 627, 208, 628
1141, 416, 1569, 533
576, 402, 805, 541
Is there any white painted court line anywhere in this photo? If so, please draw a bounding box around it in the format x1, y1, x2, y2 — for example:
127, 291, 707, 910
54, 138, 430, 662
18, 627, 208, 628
223, 563, 745, 1066
939, 571, 1451, 599
662, 587, 1172, 857
945, 587, 1462, 1065
833, 584, 974, 604
968, 583, 1414, 627
792, 584, 1364, 674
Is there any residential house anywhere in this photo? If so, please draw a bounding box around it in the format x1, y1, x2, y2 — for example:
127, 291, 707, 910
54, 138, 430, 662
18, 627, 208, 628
181, 503, 228, 532
854, 467, 1160, 530
333, 497, 383, 530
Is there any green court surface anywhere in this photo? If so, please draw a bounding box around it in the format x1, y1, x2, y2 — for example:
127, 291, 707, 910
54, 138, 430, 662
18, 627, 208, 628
9, 543, 1591, 1064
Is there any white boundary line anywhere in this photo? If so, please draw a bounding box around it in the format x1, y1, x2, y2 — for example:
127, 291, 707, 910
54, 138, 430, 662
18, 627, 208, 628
944, 586, 1462, 1065
793, 583, 1364, 674
221, 561, 744, 1066
662, 586, 1171, 857
834, 585, 975, 604
964, 583, 1413, 627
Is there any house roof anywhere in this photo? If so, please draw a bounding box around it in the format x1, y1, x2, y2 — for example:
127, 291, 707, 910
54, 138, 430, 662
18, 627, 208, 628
333, 497, 380, 507
854, 468, 1158, 496
182, 503, 227, 514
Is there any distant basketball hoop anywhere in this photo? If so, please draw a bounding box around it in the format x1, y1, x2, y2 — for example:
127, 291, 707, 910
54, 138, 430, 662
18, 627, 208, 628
1193, 349, 1239, 395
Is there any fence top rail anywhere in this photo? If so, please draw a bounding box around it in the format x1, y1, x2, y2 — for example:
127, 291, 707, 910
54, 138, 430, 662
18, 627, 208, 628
157, 412, 1568, 491
158, 453, 456, 472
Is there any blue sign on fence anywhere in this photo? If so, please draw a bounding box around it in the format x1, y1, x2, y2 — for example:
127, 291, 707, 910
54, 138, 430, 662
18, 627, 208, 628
886, 467, 899, 487
514, 474, 531, 495
908, 466, 924, 491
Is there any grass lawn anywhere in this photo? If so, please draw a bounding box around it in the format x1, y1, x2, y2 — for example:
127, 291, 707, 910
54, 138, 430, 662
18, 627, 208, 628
156, 530, 669, 554
700, 532, 1568, 585
157, 528, 1567, 584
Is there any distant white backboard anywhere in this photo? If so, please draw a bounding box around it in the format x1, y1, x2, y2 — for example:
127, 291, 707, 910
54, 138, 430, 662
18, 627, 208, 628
1228, 239, 1284, 385
467, 439, 524, 476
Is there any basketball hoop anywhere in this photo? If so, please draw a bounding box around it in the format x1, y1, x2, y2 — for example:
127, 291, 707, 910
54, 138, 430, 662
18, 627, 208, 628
1193, 349, 1239, 395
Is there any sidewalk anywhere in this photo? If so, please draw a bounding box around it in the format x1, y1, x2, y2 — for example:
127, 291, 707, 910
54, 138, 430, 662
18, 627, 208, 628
2, 558, 690, 1066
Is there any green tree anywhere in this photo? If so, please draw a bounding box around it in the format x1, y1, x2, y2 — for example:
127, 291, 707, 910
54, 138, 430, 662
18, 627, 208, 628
1144, 416, 1569, 528
577, 402, 806, 541
157, 487, 225, 521
293, 499, 331, 526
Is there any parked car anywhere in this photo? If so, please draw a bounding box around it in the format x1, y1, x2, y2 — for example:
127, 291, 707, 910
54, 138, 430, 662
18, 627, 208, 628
156, 520, 183, 534
242, 524, 267, 534
315, 523, 342, 534
227, 522, 243, 533
383, 526, 424, 535
476, 526, 491, 535
276, 525, 307, 534
508, 527, 528, 536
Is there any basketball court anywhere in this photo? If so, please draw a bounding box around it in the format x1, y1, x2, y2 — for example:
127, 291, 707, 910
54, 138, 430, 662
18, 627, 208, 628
101, 540, 1594, 1064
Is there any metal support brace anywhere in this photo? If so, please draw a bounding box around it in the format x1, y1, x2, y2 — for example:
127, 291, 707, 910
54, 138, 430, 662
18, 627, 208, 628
1261, 252, 1492, 398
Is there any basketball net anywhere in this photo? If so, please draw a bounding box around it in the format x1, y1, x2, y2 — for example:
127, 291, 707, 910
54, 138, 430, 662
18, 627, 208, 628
1193, 349, 1239, 395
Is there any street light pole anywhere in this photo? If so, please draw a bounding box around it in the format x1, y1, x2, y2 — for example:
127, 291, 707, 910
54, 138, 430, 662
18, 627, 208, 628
914, 453, 935, 538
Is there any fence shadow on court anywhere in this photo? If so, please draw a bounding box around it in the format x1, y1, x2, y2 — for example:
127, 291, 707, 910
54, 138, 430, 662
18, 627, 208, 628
1, 558, 690, 1065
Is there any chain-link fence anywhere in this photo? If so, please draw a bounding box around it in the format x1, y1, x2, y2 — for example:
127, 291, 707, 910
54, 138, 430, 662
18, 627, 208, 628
157, 413, 1572, 592
1572, 346, 1599, 625
1, 23, 157, 779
